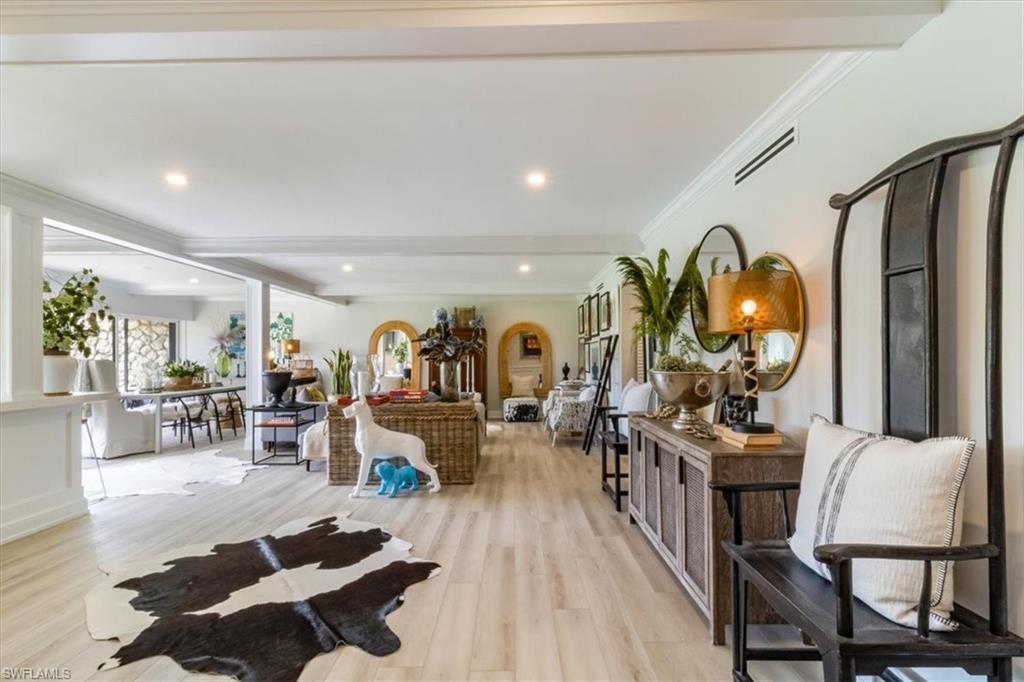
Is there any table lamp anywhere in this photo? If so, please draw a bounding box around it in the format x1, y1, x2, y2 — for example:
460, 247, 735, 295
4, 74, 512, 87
283, 339, 301, 357
707, 268, 799, 434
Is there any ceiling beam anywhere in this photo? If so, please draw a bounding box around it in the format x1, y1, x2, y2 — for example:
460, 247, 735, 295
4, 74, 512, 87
182, 235, 642, 258
0, 174, 336, 304
0, 1, 940, 64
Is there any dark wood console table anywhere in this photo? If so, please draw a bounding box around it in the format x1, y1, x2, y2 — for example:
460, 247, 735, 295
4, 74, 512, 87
627, 416, 804, 644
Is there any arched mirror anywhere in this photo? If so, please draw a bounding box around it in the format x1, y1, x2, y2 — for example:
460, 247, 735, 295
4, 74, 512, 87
745, 252, 805, 391
690, 224, 747, 353
368, 321, 421, 390
498, 322, 553, 398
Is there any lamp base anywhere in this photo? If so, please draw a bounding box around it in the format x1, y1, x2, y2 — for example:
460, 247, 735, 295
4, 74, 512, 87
732, 420, 776, 435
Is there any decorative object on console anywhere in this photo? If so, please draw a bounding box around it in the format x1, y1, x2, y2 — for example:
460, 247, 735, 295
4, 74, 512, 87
342, 400, 440, 496
712, 423, 782, 450
562, 362, 571, 381
417, 308, 485, 402
85, 514, 440, 682
42, 268, 110, 395
708, 262, 800, 433
689, 224, 747, 353
261, 369, 293, 407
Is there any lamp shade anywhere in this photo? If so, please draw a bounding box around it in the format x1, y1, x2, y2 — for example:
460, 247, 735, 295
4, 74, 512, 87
283, 338, 301, 354
707, 269, 800, 334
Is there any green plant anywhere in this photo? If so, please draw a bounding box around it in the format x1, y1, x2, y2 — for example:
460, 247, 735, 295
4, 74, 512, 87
392, 339, 409, 366
324, 348, 354, 396
654, 354, 713, 373
615, 247, 701, 352
163, 360, 206, 378
42, 269, 110, 355
764, 358, 791, 373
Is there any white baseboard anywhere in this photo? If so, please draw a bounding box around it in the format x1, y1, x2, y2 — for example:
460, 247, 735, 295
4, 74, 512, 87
0, 490, 88, 544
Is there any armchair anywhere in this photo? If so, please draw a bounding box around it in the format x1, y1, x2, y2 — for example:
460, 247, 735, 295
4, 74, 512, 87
546, 386, 596, 445
86, 360, 155, 458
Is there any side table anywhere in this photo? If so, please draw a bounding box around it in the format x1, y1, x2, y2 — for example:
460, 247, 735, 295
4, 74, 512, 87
247, 402, 319, 465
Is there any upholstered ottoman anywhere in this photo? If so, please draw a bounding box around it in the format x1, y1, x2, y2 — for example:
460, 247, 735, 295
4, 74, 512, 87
503, 397, 539, 422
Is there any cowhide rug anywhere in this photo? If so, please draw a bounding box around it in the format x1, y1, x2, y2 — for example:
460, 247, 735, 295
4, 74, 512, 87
85, 513, 440, 682
83, 450, 263, 499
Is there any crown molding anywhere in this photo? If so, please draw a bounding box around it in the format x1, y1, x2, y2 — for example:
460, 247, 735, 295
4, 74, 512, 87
0, 174, 326, 300
637, 51, 872, 245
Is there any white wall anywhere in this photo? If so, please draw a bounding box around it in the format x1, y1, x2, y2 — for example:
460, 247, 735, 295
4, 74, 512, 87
186, 295, 579, 413
637, 1, 1023, 672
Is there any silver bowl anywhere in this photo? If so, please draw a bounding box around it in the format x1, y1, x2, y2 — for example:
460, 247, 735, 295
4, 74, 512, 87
649, 370, 731, 431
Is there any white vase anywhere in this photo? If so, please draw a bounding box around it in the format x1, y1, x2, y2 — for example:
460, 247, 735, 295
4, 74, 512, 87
43, 352, 77, 395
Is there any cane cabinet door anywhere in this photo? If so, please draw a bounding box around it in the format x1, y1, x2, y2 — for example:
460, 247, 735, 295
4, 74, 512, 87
658, 449, 680, 561
680, 451, 710, 610
644, 436, 659, 529
629, 427, 644, 516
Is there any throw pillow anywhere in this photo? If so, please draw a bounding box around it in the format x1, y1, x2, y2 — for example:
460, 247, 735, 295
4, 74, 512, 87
788, 415, 974, 630
305, 386, 326, 402
510, 374, 535, 397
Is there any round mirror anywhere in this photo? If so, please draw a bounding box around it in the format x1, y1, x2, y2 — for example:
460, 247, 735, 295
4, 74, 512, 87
368, 321, 421, 389
690, 224, 747, 353
745, 252, 805, 392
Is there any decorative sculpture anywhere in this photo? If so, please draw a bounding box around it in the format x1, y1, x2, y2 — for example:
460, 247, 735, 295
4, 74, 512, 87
374, 462, 420, 497
343, 399, 441, 497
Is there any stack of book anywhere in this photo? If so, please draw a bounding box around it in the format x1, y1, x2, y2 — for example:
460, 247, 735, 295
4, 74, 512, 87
713, 423, 783, 450
390, 389, 428, 403
262, 416, 300, 427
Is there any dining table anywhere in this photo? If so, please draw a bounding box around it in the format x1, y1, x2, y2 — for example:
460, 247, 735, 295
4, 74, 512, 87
121, 384, 246, 453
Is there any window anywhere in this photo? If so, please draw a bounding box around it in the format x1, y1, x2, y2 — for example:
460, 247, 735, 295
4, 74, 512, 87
119, 319, 178, 391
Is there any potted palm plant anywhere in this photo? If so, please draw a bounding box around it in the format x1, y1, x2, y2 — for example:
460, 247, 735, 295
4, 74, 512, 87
42, 269, 110, 395
616, 248, 730, 431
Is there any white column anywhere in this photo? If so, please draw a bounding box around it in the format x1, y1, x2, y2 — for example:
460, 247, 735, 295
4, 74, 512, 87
0, 206, 44, 402
244, 280, 270, 446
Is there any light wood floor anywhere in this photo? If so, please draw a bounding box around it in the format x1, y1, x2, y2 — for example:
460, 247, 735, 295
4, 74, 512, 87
1, 422, 818, 681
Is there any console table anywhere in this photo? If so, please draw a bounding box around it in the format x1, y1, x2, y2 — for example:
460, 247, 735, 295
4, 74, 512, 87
627, 416, 804, 644
327, 400, 480, 485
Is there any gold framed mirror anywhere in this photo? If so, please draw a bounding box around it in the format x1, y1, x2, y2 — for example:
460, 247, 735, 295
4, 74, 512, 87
368, 320, 421, 389
498, 322, 553, 398
742, 252, 805, 391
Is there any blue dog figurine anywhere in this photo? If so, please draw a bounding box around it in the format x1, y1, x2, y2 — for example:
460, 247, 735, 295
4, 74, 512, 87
375, 462, 420, 498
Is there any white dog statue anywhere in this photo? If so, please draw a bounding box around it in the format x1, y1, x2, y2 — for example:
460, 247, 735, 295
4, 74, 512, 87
342, 399, 441, 497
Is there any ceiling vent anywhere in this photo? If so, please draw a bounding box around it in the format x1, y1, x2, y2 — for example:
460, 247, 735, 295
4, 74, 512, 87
733, 124, 797, 187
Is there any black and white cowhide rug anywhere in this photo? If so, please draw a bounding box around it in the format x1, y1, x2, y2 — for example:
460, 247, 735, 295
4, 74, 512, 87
85, 513, 440, 682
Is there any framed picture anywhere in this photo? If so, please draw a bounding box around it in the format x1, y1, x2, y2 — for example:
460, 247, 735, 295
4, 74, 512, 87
599, 335, 611, 364
587, 295, 598, 338
521, 333, 542, 357
577, 339, 586, 377
577, 304, 585, 335
600, 291, 612, 332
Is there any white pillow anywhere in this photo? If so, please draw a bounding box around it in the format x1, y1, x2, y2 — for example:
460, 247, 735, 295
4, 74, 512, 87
788, 415, 974, 630
510, 374, 535, 397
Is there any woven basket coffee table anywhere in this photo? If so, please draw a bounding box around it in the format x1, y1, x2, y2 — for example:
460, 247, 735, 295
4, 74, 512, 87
327, 400, 481, 485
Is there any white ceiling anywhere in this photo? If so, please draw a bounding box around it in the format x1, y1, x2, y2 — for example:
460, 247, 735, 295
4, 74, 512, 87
43, 227, 245, 298
0, 1, 939, 297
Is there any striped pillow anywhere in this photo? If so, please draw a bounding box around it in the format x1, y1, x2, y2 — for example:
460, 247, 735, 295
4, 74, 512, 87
788, 415, 974, 630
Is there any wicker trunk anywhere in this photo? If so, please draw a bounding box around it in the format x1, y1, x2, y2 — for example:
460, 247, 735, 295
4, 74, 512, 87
327, 401, 480, 485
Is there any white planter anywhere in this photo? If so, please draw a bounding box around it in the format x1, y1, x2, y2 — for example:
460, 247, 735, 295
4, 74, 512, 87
43, 352, 77, 395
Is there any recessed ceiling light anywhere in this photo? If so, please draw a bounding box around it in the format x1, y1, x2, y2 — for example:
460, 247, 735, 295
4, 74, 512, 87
525, 171, 546, 188
519, 263, 531, 273
342, 264, 354, 272
189, 277, 199, 284
164, 172, 189, 187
